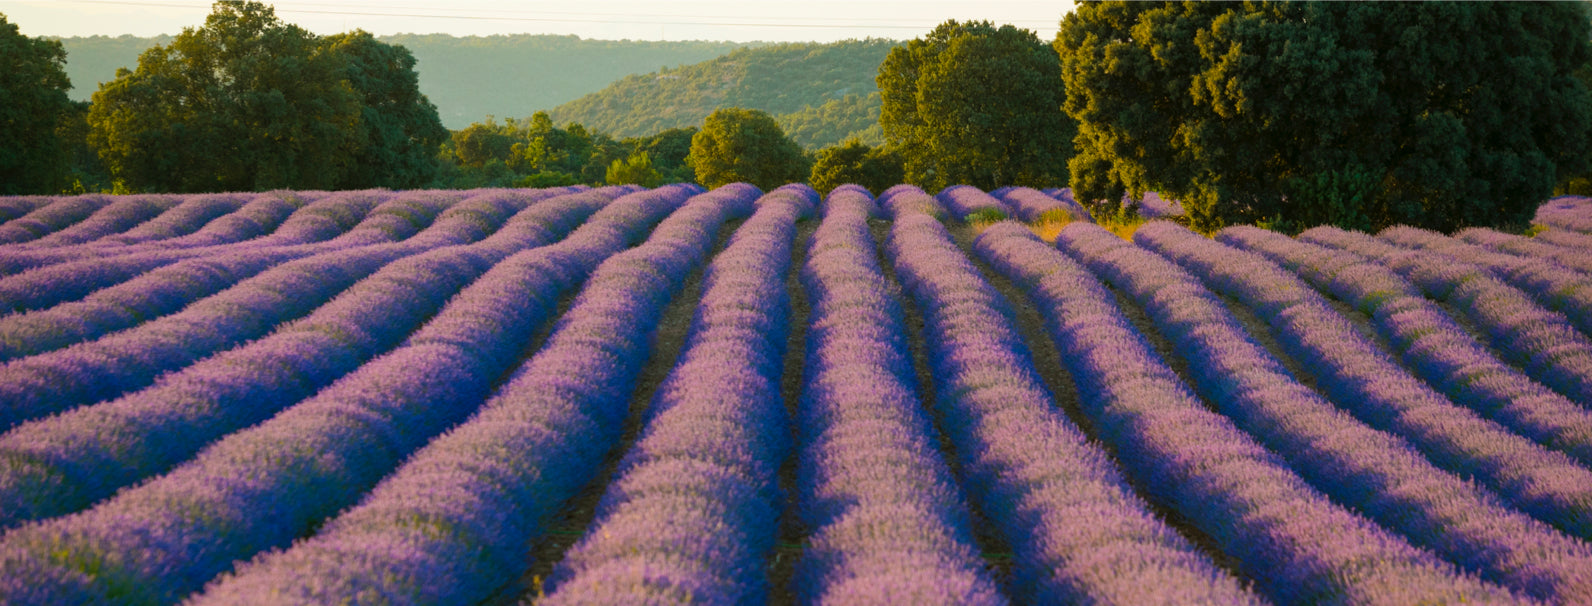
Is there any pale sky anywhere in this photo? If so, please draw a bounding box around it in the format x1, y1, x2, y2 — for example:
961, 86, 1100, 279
0, 0, 1072, 41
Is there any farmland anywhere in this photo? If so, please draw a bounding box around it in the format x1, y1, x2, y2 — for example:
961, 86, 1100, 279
0, 184, 1590, 604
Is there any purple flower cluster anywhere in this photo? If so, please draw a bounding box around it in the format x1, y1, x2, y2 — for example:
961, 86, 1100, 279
537, 184, 813, 604
1136, 221, 1592, 539
0, 196, 109, 245
0, 189, 525, 430
877, 184, 946, 220
23, 195, 179, 248
1041, 187, 1095, 221
1049, 221, 1521, 604
1537, 228, 1592, 251
1457, 226, 1592, 275
935, 185, 1013, 221
0, 188, 628, 529
0, 184, 705, 605
1058, 222, 1592, 602
992, 186, 1082, 223
1302, 226, 1592, 409
1221, 225, 1592, 468
789, 185, 1002, 605
0, 196, 51, 225
885, 191, 1258, 604
1535, 196, 1592, 233
1135, 191, 1183, 220
1377, 224, 1592, 339
86, 193, 252, 248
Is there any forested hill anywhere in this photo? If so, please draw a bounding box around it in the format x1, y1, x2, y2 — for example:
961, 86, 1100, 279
548, 39, 899, 148
54, 34, 747, 129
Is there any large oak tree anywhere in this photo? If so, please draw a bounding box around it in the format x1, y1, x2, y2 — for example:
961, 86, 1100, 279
0, 13, 73, 195
1059, 1, 1592, 232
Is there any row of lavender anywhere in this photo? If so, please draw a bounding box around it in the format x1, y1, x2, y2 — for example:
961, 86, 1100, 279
2, 183, 1590, 604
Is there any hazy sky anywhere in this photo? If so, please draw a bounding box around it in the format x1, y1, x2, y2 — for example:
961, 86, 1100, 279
1, 0, 1073, 41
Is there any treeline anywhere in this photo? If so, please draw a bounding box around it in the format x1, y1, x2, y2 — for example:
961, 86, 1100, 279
9, 1, 1592, 234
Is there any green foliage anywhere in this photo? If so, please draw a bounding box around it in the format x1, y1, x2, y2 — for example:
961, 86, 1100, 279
605, 150, 662, 187
1059, 1, 1592, 232
624, 127, 696, 184
965, 207, 1008, 224
687, 107, 808, 190
777, 93, 885, 149
879, 20, 1073, 192
551, 39, 898, 140
807, 140, 903, 196
88, 1, 362, 192
0, 13, 74, 195
324, 30, 448, 189
436, 111, 642, 188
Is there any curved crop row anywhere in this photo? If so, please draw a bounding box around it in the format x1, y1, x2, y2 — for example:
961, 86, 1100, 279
1136, 192, 1183, 220
1137, 221, 1592, 540
1221, 226, 1592, 467
0, 196, 108, 245
1538, 228, 1592, 251
1301, 227, 1592, 409
788, 185, 1002, 605
1063, 222, 1592, 602
538, 185, 813, 604
0, 190, 523, 430
1457, 227, 1592, 275
1377, 225, 1592, 338
0, 184, 705, 606
1535, 197, 1592, 233
0, 189, 410, 313
85, 193, 252, 248
175, 183, 744, 605
887, 189, 1259, 605
0, 188, 628, 529
936, 185, 1013, 221
991, 186, 1069, 223
1040, 187, 1094, 221
0, 197, 50, 225
1048, 221, 1518, 605
23, 195, 179, 249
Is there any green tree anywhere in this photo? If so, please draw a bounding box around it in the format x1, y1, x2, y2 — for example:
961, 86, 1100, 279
686, 107, 808, 190
879, 20, 1072, 192
0, 13, 74, 194
605, 150, 662, 187
323, 30, 447, 189
1059, 1, 1592, 232
808, 140, 903, 196
87, 1, 361, 192
626, 126, 697, 183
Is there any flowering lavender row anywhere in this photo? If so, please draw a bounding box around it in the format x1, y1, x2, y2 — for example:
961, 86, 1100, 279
1064, 222, 1592, 602
0, 189, 404, 311
0, 191, 481, 360
0, 188, 628, 529
19, 195, 180, 249
181, 184, 750, 605
789, 185, 1003, 605
0, 197, 50, 225
1301, 227, 1592, 408
83, 193, 253, 248
936, 185, 1013, 221
539, 185, 812, 604
1048, 222, 1520, 605
878, 184, 947, 219
1457, 227, 1592, 276
886, 190, 1259, 605
0, 192, 298, 276
0, 190, 531, 431
1220, 226, 1592, 467
1377, 225, 1592, 339
0, 184, 705, 606
1041, 187, 1094, 221
0, 195, 109, 245
1135, 192, 1183, 220
1535, 196, 1592, 233
1538, 228, 1592, 251
1136, 222, 1592, 540
991, 186, 1068, 223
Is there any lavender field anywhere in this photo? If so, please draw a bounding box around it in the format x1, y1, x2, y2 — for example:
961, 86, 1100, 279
0, 184, 1590, 605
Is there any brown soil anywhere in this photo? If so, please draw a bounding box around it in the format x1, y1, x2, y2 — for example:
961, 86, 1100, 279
768, 216, 818, 606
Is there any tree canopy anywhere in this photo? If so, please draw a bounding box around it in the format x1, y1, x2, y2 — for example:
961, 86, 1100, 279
879, 20, 1073, 192
808, 140, 903, 196
0, 13, 74, 195
1058, 1, 1592, 232
687, 107, 808, 190
86, 1, 444, 192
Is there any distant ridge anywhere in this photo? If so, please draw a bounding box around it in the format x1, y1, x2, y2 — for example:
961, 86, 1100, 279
55, 34, 748, 129
548, 39, 898, 148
